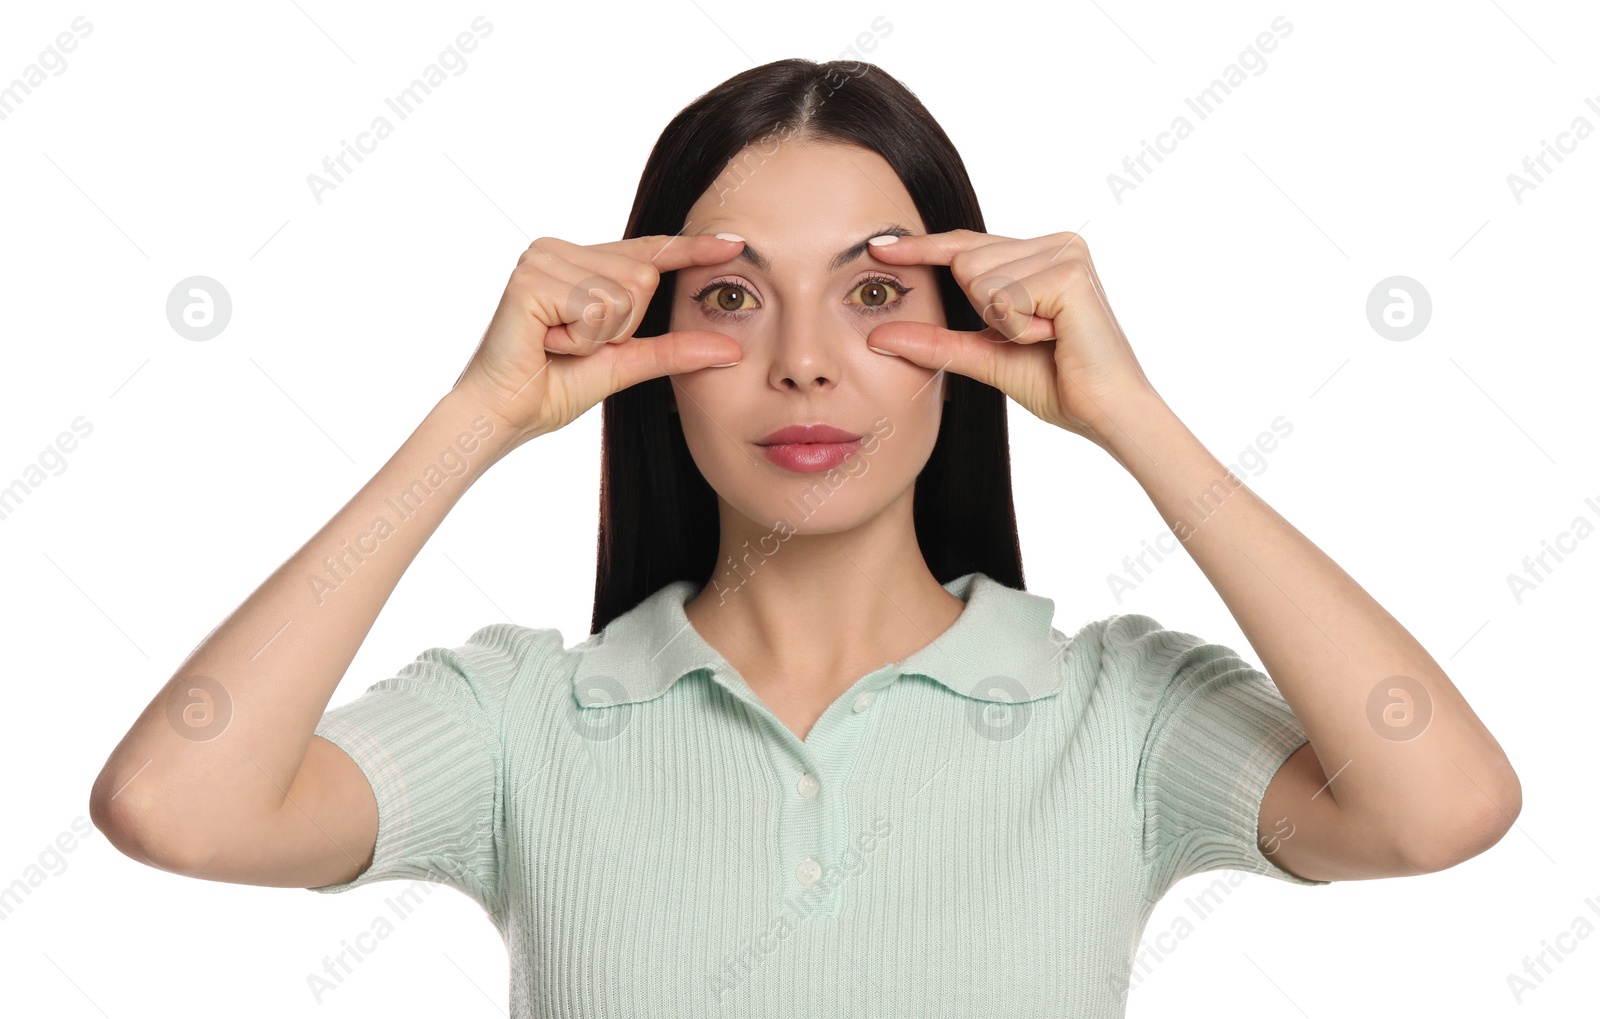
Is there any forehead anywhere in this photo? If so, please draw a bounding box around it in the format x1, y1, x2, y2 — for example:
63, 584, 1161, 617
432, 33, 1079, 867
686, 139, 924, 260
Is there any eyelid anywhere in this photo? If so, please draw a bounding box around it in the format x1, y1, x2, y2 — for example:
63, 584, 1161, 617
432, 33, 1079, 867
690, 271, 914, 318
691, 270, 909, 299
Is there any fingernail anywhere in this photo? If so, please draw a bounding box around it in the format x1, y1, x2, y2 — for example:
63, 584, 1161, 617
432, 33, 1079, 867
867, 345, 899, 357
709, 361, 740, 368
866, 234, 899, 246
714, 232, 744, 242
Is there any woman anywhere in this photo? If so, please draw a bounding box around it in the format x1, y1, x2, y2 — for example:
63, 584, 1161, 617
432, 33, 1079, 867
90, 59, 1521, 1015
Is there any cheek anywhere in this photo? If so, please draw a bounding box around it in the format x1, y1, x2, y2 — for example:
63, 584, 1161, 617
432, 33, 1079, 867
672, 374, 744, 455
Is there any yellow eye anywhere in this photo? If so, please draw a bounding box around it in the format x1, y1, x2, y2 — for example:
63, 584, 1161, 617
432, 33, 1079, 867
694, 281, 758, 317
848, 275, 912, 314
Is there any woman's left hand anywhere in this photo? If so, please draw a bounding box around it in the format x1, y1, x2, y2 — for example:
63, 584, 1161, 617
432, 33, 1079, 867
863, 228, 1158, 446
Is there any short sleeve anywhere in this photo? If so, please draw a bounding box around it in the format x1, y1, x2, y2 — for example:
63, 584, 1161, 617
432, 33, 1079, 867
1111, 614, 1332, 891
304, 623, 564, 916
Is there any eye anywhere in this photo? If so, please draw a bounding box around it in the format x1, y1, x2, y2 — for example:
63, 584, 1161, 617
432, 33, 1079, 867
689, 278, 759, 320
688, 273, 916, 321
849, 273, 914, 314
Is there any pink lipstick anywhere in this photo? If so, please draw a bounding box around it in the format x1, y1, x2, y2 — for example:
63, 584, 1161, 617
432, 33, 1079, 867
756, 423, 865, 473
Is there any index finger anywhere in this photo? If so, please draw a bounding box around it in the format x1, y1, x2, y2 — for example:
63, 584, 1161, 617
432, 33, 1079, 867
599, 232, 747, 273
864, 228, 1011, 267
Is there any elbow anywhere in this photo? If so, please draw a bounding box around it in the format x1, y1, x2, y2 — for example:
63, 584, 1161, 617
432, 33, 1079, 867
89, 786, 155, 868
89, 780, 186, 873
1400, 766, 1522, 874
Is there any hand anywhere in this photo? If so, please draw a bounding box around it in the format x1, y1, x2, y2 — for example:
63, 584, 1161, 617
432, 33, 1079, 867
861, 228, 1158, 446
451, 233, 745, 443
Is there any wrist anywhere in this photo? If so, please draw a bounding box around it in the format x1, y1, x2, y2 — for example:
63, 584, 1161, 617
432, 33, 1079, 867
1085, 385, 1173, 456
431, 387, 531, 472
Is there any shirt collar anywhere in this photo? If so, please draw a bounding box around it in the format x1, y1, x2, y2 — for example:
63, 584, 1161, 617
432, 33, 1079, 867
570, 571, 1067, 708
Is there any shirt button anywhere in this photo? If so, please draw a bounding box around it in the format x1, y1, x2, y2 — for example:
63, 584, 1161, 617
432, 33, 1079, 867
796, 858, 822, 886
852, 691, 876, 713
797, 772, 820, 798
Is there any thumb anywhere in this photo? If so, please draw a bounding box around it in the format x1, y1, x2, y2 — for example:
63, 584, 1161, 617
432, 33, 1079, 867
603, 330, 745, 390
864, 320, 1024, 389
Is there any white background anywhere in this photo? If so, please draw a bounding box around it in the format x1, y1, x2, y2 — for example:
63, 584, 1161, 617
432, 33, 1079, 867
2, 1, 1595, 1015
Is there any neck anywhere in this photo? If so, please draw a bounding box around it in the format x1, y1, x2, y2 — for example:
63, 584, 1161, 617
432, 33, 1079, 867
684, 494, 963, 694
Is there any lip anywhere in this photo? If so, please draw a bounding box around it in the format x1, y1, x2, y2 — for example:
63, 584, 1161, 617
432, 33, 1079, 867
756, 423, 865, 473
757, 423, 862, 445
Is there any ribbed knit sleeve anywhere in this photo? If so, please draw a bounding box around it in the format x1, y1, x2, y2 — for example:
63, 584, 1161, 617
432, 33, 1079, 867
1110, 613, 1333, 891
303, 623, 564, 917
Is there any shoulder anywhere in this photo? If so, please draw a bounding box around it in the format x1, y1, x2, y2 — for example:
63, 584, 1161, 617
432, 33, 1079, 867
1087, 612, 1227, 684
1053, 611, 1182, 678
455, 621, 571, 666
1059, 611, 1260, 722
377, 623, 574, 713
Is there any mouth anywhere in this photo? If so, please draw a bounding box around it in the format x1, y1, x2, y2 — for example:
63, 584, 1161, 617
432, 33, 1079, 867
756, 423, 863, 446
755, 423, 866, 474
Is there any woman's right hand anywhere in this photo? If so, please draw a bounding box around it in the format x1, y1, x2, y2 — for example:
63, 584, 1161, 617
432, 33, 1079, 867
451, 233, 746, 443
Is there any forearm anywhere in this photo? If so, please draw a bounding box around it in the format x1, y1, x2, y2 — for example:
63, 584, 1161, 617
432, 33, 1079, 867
1093, 391, 1519, 852
90, 388, 519, 846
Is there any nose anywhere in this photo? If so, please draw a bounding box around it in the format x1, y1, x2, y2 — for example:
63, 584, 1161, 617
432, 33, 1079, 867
766, 299, 855, 392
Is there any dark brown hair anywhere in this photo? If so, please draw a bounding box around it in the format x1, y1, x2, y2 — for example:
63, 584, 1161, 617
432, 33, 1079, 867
591, 58, 1024, 634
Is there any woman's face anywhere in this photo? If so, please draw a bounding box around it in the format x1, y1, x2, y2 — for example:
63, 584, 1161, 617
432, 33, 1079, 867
668, 139, 949, 538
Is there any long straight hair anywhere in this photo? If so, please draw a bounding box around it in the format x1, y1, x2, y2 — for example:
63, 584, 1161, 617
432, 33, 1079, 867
591, 58, 1024, 634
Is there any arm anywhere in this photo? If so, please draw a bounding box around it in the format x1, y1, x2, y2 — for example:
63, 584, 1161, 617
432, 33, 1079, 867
1095, 389, 1521, 880
858, 228, 1521, 883
88, 388, 521, 886
90, 231, 744, 888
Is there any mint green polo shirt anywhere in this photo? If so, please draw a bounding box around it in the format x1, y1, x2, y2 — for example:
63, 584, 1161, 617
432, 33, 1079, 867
308, 571, 1329, 1015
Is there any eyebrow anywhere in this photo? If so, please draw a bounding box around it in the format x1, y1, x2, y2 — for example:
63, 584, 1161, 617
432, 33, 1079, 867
730, 224, 913, 274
